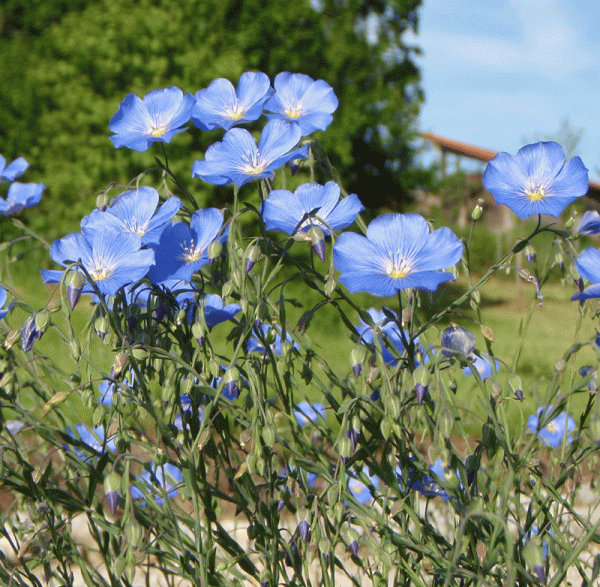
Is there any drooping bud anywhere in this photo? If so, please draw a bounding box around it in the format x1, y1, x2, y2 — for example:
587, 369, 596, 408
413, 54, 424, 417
296, 508, 310, 543
508, 375, 523, 401
414, 366, 430, 406
21, 310, 49, 352
208, 240, 222, 267
95, 317, 109, 341
524, 245, 536, 264
192, 321, 205, 347
347, 418, 360, 452
104, 472, 121, 516
415, 383, 428, 406
66, 270, 85, 310
350, 345, 366, 378
245, 243, 260, 274
307, 226, 326, 262
111, 351, 128, 378
222, 367, 240, 400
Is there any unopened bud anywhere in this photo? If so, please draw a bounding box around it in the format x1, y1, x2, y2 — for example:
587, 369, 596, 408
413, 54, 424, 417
208, 241, 222, 266
307, 226, 326, 262
111, 351, 128, 378
245, 244, 260, 273
95, 317, 109, 341
524, 245, 536, 264
471, 199, 484, 221
66, 271, 85, 310
351, 346, 366, 378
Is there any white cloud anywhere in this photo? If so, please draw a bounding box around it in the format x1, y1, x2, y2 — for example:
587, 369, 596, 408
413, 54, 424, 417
411, 0, 599, 81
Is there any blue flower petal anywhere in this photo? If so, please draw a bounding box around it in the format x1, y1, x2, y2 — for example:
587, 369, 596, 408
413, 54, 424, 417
483, 141, 588, 219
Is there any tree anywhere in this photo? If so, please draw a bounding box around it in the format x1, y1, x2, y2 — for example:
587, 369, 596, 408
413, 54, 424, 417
0, 0, 423, 238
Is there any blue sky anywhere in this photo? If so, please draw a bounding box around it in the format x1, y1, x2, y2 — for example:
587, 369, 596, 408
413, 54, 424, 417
407, 0, 600, 178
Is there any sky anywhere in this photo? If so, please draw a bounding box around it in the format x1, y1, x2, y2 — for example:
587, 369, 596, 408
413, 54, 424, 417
406, 0, 600, 178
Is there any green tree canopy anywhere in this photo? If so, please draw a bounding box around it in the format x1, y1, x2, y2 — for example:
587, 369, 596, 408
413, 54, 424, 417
0, 0, 423, 238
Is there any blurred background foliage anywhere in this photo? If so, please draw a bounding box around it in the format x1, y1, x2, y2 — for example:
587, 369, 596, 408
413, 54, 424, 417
0, 0, 426, 240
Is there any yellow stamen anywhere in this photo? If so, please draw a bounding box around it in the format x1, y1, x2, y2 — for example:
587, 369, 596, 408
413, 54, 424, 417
386, 257, 411, 279
224, 102, 245, 121
181, 239, 202, 263
284, 103, 304, 119
149, 124, 167, 137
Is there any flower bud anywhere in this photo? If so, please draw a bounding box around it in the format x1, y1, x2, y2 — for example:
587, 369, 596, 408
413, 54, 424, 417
111, 351, 128, 378
22, 312, 46, 352
192, 321, 205, 346
208, 240, 222, 266
524, 244, 536, 264
245, 243, 260, 273
351, 345, 366, 378
324, 277, 336, 297
471, 199, 484, 221
95, 317, 109, 341
66, 270, 85, 310
307, 226, 326, 262
104, 472, 121, 516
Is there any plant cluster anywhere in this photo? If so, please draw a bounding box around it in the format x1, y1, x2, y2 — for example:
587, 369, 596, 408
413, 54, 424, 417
2, 72, 600, 587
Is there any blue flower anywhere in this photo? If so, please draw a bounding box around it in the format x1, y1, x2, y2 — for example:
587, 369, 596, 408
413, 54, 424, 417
346, 465, 380, 505
65, 424, 116, 460
527, 406, 576, 447
192, 119, 309, 187
173, 394, 205, 431
0, 155, 28, 182
482, 141, 588, 219
0, 287, 13, 320
82, 187, 182, 246
247, 323, 298, 355
41, 230, 155, 297
261, 181, 364, 236
577, 210, 600, 235
147, 208, 226, 284
265, 72, 338, 135
293, 401, 325, 426
571, 247, 600, 300
131, 462, 183, 506
355, 308, 413, 366
200, 294, 241, 328
0, 182, 44, 215
333, 213, 463, 297
462, 355, 499, 379
441, 325, 476, 358
109, 87, 195, 151
192, 71, 273, 131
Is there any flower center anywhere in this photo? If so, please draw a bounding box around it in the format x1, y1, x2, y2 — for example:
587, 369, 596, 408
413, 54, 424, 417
240, 151, 267, 175
123, 219, 148, 237
350, 480, 363, 495
284, 102, 304, 119
89, 259, 114, 282
181, 239, 203, 264
386, 255, 412, 279
149, 124, 167, 137
545, 421, 558, 434
524, 179, 548, 201
224, 102, 245, 121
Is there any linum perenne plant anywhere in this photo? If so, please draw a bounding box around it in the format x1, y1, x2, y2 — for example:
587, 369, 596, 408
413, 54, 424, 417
2, 73, 600, 587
